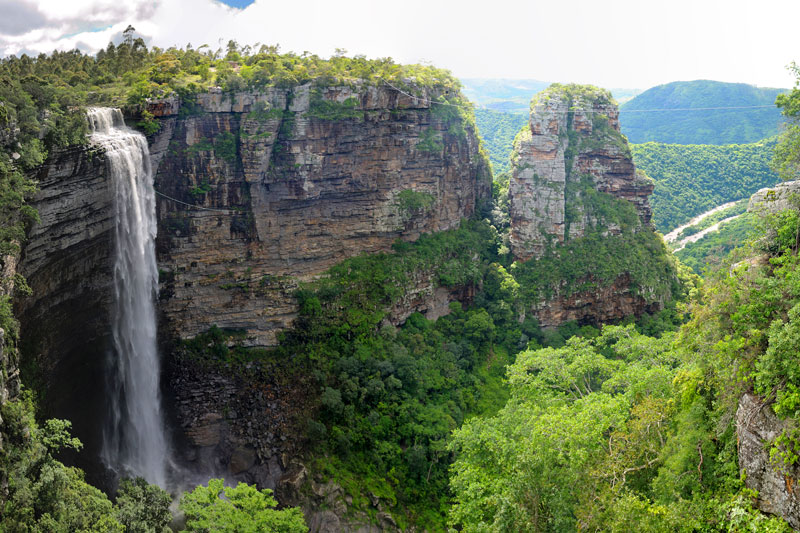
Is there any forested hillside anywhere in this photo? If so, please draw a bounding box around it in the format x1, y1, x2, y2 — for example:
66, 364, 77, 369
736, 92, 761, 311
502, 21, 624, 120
631, 139, 780, 232
461, 78, 550, 113
620, 80, 786, 144
445, 68, 800, 532
474, 109, 527, 174
674, 213, 756, 274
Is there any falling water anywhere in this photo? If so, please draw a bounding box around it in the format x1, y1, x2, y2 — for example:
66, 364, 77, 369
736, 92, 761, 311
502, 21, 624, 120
88, 107, 168, 487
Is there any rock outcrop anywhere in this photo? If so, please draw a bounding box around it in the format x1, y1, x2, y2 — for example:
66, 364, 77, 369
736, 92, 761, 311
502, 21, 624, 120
508, 84, 669, 328
737, 393, 800, 528
15, 144, 114, 476
149, 84, 490, 347
749, 180, 800, 215
509, 84, 652, 261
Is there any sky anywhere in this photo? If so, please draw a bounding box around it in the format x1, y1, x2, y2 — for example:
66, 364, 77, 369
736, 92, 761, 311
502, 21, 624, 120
0, 0, 798, 90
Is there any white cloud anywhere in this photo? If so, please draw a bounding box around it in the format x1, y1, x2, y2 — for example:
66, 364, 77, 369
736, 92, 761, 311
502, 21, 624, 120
1, 0, 798, 89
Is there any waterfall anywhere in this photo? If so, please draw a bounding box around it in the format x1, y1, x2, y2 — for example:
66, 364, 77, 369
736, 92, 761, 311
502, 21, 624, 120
89, 107, 168, 487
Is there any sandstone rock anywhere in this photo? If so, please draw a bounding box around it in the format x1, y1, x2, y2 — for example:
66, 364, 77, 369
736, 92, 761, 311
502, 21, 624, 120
749, 180, 800, 215
277, 462, 308, 504
307, 510, 341, 533
508, 84, 664, 327
509, 85, 652, 261
145, 96, 181, 117
153, 86, 490, 346
737, 392, 800, 528
229, 445, 256, 474
16, 144, 113, 471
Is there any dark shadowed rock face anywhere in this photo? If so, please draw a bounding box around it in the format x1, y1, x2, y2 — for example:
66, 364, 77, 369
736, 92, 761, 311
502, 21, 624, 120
737, 392, 800, 528
150, 84, 491, 347
15, 144, 115, 479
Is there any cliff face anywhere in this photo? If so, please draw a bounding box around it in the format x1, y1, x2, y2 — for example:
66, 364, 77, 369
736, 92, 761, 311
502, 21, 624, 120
737, 393, 800, 528
509, 85, 652, 260
14, 84, 489, 495
509, 84, 668, 327
149, 84, 491, 347
15, 144, 114, 472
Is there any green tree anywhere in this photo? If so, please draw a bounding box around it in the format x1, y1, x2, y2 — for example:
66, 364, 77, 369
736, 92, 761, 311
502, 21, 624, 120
180, 478, 307, 533
0, 394, 123, 532
775, 61, 800, 181
115, 477, 172, 533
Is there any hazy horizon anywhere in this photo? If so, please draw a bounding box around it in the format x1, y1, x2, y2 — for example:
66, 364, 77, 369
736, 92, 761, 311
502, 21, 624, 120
1, 0, 798, 91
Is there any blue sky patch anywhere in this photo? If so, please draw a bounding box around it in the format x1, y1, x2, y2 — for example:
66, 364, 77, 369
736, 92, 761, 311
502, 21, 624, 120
216, 0, 256, 8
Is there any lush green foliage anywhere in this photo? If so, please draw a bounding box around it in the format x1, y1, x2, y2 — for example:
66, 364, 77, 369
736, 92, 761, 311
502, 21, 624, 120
0, 392, 123, 532
774, 62, 800, 181
396, 189, 436, 221
180, 478, 307, 533
631, 139, 779, 232
513, 227, 679, 303
449, 204, 800, 532
473, 109, 528, 174
620, 80, 786, 144
674, 215, 757, 275
115, 477, 172, 533
306, 93, 361, 121
0, 33, 470, 134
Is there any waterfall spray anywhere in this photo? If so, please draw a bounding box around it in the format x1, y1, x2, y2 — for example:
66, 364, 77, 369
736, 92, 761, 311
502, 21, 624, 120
88, 107, 168, 487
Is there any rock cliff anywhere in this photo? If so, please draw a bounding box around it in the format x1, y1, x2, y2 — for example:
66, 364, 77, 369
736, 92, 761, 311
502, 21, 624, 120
737, 393, 800, 528
14, 144, 114, 474
749, 180, 800, 215
508, 84, 670, 327
509, 84, 652, 261
149, 84, 490, 347
145, 83, 489, 529
13, 81, 490, 504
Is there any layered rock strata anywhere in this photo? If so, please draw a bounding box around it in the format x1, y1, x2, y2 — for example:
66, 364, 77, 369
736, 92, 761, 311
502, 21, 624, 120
509, 84, 667, 327
15, 144, 114, 474
509, 84, 652, 260
149, 84, 490, 346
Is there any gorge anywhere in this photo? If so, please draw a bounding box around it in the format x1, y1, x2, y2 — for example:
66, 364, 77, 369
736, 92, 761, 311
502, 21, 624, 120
7, 78, 678, 529
1, 43, 800, 532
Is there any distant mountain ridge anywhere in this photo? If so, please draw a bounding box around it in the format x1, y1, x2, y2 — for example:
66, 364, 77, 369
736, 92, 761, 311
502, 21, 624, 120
461, 78, 640, 114
620, 80, 787, 144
